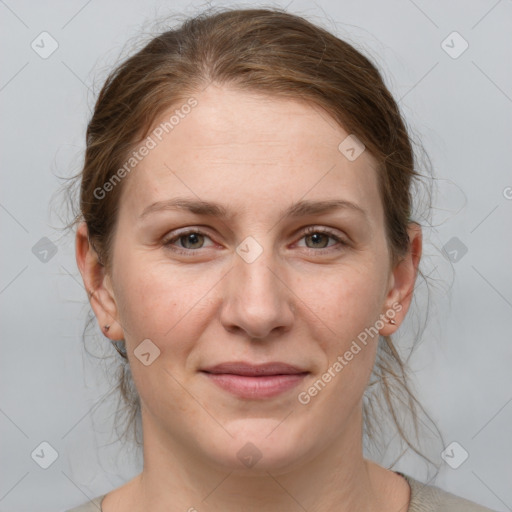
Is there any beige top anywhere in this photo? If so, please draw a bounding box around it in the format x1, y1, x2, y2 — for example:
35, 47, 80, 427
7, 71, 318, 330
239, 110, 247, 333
66, 473, 497, 511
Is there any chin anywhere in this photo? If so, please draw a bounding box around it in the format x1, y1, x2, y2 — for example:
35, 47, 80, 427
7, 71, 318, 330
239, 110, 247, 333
203, 417, 314, 474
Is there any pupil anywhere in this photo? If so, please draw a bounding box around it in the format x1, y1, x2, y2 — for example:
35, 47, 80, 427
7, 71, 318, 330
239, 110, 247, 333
184, 233, 201, 248
309, 233, 327, 248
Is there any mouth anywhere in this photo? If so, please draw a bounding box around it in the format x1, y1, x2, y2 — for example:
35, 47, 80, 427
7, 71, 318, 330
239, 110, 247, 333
200, 362, 309, 399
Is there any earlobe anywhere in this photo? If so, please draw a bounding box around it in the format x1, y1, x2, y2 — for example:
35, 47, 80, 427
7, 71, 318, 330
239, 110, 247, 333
75, 222, 124, 340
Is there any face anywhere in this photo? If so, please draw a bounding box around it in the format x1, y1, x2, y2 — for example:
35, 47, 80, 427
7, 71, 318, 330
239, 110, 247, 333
79, 84, 418, 473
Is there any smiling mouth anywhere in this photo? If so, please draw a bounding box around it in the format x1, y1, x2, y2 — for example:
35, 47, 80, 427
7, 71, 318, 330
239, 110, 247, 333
200, 361, 309, 399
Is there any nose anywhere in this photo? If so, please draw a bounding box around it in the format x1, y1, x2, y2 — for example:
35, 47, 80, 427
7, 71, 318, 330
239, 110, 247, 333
219, 246, 295, 340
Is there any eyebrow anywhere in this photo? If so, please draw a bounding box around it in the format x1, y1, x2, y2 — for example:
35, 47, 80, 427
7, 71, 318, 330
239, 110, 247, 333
139, 197, 368, 221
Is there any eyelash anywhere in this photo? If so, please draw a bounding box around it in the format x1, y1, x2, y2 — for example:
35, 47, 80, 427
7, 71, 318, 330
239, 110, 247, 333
162, 226, 348, 256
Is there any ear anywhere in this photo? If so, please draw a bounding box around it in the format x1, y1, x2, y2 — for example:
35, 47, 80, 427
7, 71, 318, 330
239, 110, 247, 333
75, 222, 124, 340
379, 222, 422, 336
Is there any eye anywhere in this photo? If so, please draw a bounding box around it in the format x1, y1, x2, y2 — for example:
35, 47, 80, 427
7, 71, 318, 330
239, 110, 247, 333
297, 226, 348, 252
163, 229, 214, 255
162, 226, 348, 257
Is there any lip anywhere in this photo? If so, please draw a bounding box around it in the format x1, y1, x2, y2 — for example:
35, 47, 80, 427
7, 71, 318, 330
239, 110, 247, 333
200, 361, 309, 399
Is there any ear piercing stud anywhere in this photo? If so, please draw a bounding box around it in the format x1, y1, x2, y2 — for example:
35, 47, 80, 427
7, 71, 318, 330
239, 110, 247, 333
103, 324, 111, 332
388, 318, 397, 325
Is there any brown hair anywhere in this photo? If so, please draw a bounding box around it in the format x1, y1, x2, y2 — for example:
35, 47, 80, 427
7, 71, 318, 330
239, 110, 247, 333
70, 7, 439, 465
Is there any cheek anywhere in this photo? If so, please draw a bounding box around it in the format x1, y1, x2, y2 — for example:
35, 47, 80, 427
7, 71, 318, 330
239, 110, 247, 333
296, 270, 382, 420
113, 261, 214, 408
112, 254, 218, 348
292, 260, 386, 408
295, 261, 387, 347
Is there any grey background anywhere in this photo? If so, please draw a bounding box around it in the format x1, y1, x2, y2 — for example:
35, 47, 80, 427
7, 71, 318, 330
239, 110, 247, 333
1, 0, 511, 511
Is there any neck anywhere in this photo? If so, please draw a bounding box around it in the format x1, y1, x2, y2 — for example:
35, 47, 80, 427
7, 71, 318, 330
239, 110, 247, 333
123, 408, 400, 512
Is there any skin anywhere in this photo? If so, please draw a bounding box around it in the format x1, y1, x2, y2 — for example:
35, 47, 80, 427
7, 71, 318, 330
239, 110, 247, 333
76, 84, 422, 512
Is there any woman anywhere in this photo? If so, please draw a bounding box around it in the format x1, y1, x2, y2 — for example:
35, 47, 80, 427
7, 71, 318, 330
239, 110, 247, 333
68, 7, 496, 511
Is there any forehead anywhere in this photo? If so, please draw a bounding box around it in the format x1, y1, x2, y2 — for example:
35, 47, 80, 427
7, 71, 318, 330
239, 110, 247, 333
118, 84, 383, 226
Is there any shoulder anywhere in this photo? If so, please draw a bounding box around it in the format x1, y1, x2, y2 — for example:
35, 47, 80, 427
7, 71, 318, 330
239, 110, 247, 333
64, 478, 498, 512
65, 494, 106, 512
401, 474, 497, 512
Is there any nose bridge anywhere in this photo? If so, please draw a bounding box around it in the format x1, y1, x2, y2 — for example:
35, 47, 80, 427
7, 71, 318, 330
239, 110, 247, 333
236, 247, 280, 301
234, 239, 284, 309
